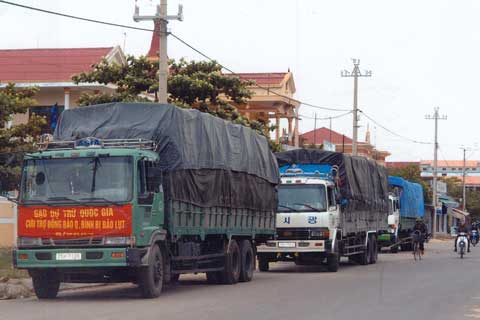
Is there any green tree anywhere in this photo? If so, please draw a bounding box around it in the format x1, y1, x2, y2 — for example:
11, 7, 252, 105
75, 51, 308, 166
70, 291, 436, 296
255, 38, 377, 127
0, 83, 46, 191
72, 56, 279, 150
387, 165, 432, 204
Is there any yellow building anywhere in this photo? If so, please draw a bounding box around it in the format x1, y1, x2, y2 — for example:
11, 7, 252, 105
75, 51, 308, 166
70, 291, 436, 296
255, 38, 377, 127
0, 198, 16, 247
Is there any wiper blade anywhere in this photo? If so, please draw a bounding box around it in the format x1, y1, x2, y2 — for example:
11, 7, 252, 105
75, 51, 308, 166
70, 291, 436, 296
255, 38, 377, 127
22, 199, 49, 205
293, 203, 322, 211
46, 196, 81, 204
79, 197, 121, 206
278, 204, 299, 212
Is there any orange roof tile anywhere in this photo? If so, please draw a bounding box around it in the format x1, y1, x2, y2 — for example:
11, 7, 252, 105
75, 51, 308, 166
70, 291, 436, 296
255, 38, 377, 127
420, 160, 479, 167
0, 47, 114, 82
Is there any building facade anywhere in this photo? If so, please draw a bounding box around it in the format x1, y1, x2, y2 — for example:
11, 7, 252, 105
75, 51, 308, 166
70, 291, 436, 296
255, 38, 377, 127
300, 127, 390, 164
1, 46, 126, 130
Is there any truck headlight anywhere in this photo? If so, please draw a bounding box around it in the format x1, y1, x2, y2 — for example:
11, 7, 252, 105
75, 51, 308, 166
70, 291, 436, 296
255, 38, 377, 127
104, 236, 132, 245
17, 237, 42, 247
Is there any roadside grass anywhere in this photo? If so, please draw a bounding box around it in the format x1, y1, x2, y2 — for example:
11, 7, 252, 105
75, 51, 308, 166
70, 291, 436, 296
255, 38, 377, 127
0, 247, 28, 278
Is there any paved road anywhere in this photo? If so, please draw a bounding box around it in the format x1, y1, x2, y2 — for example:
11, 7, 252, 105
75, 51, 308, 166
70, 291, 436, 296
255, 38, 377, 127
1, 240, 480, 320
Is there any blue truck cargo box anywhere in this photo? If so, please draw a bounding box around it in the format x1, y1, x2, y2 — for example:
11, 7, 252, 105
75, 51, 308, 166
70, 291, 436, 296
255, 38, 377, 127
388, 176, 424, 218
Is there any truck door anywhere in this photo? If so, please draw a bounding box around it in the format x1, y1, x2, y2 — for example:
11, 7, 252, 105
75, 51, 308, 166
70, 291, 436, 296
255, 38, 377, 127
137, 159, 164, 228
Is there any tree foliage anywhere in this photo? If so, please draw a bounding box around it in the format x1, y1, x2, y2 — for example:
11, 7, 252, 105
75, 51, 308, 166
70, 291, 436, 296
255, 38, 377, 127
387, 165, 432, 204
0, 83, 46, 191
73, 56, 279, 150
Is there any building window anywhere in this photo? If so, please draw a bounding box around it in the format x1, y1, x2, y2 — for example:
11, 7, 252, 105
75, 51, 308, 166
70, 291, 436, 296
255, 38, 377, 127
442, 173, 447, 176
423, 168, 427, 171
442, 168, 446, 171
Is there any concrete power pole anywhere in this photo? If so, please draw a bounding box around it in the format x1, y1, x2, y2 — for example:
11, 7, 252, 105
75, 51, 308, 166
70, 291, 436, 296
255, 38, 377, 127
134, 0, 183, 104
341, 59, 372, 156
460, 147, 467, 212
425, 107, 447, 236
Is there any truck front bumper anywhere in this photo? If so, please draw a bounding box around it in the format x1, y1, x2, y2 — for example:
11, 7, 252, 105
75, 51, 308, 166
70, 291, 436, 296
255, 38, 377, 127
257, 240, 331, 253
14, 247, 147, 269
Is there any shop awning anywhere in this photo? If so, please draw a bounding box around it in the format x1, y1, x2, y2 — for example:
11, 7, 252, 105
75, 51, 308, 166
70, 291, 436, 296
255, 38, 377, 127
452, 208, 470, 220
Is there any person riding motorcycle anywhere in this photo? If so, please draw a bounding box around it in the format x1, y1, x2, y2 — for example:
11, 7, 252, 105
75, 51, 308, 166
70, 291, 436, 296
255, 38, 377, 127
412, 217, 428, 255
454, 221, 471, 253
470, 222, 479, 244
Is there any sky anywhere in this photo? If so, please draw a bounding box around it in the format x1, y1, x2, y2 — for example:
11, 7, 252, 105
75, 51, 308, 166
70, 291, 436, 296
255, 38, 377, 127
0, 0, 478, 161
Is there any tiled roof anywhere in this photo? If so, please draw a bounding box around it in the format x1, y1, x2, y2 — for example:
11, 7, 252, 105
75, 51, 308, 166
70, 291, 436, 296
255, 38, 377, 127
233, 72, 288, 85
385, 162, 420, 168
420, 160, 479, 167
462, 176, 480, 185
300, 127, 352, 145
0, 47, 114, 82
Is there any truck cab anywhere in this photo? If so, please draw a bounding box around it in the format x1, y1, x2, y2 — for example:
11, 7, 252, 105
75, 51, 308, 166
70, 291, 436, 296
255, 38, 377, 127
14, 138, 171, 297
257, 164, 341, 272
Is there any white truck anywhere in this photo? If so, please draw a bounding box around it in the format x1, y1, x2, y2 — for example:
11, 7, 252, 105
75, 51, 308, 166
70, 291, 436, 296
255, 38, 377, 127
257, 149, 389, 272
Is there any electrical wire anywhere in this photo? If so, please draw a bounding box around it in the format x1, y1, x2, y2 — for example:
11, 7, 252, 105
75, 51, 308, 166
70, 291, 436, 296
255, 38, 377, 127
298, 111, 352, 120
0, 0, 351, 112
358, 109, 433, 145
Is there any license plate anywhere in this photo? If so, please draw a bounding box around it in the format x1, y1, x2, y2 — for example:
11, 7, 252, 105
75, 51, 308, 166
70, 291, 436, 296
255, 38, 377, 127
56, 253, 82, 261
278, 242, 296, 248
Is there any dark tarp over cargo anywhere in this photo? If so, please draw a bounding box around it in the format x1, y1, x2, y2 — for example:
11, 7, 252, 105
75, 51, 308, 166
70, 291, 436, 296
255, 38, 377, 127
53, 102, 279, 211
275, 149, 389, 213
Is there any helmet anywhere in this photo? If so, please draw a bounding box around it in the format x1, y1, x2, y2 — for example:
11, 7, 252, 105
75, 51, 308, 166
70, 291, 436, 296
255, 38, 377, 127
416, 217, 423, 222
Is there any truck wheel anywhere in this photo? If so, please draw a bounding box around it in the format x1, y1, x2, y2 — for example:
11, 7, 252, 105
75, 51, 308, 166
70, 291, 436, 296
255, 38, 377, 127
258, 255, 269, 272
239, 240, 255, 282
327, 253, 339, 272
206, 271, 222, 284
369, 237, 378, 264
138, 244, 164, 298
359, 239, 369, 265
31, 270, 60, 299
218, 239, 241, 284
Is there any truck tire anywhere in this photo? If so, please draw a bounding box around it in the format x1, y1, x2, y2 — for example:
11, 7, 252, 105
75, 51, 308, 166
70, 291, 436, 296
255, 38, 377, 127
138, 244, 164, 298
206, 271, 222, 284
327, 253, 339, 272
239, 240, 255, 282
390, 245, 399, 254
359, 238, 369, 265
258, 255, 269, 272
218, 239, 241, 284
369, 237, 378, 264
31, 270, 60, 299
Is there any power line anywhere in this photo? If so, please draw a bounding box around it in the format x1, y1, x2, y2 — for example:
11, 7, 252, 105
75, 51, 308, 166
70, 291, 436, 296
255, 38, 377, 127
0, 0, 350, 113
298, 111, 352, 120
358, 109, 433, 145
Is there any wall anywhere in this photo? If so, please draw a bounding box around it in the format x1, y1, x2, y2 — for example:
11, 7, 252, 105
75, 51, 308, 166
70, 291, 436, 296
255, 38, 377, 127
0, 199, 16, 247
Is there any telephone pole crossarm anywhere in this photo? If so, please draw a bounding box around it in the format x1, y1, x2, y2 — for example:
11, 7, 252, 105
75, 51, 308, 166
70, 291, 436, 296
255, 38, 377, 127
133, 1, 183, 104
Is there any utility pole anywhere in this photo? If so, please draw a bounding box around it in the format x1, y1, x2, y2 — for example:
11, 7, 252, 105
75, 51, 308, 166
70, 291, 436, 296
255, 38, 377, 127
341, 59, 372, 156
313, 113, 317, 146
134, 0, 183, 104
329, 117, 332, 143
460, 147, 467, 212
425, 107, 447, 236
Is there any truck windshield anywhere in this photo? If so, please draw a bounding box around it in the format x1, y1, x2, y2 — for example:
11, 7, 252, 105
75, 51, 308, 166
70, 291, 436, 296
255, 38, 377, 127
20, 156, 133, 204
278, 184, 327, 212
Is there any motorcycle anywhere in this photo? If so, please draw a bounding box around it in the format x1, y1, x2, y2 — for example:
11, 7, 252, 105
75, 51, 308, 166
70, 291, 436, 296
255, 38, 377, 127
457, 232, 469, 259
471, 230, 479, 247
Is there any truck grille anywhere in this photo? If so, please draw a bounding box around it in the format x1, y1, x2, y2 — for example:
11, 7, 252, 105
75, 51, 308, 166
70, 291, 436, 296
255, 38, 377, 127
277, 228, 329, 240
41, 238, 103, 246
